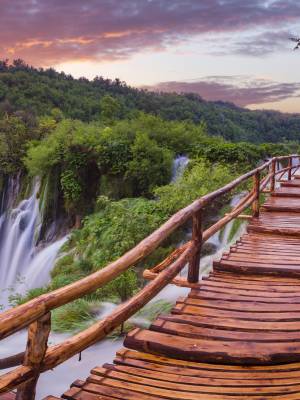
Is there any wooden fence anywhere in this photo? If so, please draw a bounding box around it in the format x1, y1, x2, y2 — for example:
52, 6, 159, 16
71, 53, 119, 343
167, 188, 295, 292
0, 155, 299, 399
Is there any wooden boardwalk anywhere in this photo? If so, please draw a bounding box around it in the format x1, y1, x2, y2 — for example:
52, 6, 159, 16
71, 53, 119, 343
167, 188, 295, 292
42, 176, 300, 399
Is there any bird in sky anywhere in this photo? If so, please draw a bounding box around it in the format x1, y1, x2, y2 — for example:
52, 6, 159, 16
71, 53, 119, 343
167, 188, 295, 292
290, 37, 300, 50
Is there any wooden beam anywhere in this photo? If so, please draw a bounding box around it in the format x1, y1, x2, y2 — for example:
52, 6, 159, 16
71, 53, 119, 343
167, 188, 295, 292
0, 245, 195, 393
270, 159, 276, 192
188, 210, 203, 283
288, 157, 292, 181
0, 353, 24, 370
0, 159, 273, 340
252, 171, 260, 218
225, 213, 252, 220
16, 313, 51, 400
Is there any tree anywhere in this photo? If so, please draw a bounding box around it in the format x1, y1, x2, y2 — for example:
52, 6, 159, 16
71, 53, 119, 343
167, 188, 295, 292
126, 132, 173, 196
100, 95, 123, 124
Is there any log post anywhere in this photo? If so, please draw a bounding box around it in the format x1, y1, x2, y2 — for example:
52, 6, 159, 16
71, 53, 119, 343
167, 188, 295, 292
270, 159, 276, 192
252, 171, 260, 218
16, 313, 51, 400
187, 210, 203, 283
288, 156, 292, 181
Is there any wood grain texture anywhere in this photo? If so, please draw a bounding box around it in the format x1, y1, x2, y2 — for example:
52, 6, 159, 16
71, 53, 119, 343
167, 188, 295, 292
4, 155, 300, 399
44, 171, 300, 398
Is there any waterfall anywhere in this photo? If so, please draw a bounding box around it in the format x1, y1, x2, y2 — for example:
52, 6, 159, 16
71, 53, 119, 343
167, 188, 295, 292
171, 155, 189, 182
0, 179, 67, 308
14, 236, 68, 294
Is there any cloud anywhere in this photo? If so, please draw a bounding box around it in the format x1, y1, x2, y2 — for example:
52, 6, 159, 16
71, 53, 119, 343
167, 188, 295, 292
144, 76, 300, 107
209, 30, 296, 57
1, 0, 300, 65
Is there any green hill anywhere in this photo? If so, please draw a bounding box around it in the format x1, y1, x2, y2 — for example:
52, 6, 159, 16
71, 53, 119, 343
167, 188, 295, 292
1, 59, 300, 143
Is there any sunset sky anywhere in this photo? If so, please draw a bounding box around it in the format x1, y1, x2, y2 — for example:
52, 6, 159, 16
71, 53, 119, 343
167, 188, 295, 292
1, 0, 300, 112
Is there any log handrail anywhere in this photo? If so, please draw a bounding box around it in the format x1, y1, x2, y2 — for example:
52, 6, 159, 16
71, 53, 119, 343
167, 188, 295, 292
0, 154, 299, 398
0, 157, 277, 340
0, 243, 196, 392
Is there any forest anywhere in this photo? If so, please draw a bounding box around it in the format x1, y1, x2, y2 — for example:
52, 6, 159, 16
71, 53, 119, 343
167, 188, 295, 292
1, 59, 299, 332
1, 59, 300, 143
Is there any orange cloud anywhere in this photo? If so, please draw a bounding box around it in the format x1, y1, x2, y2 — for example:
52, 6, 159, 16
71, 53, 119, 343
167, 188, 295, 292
1, 0, 300, 66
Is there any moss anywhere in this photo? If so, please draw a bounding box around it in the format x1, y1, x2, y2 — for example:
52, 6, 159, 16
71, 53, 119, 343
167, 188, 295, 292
202, 242, 218, 256
0, 173, 5, 195
38, 167, 68, 241
14, 172, 32, 206
99, 174, 133, 200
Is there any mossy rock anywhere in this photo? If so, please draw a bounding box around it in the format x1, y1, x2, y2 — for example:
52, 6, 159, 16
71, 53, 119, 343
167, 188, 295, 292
202, 242, 218, 256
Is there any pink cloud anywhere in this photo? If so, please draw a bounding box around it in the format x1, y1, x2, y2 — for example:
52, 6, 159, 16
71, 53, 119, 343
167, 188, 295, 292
0, 1, 300, 65
144, 77, 300, 107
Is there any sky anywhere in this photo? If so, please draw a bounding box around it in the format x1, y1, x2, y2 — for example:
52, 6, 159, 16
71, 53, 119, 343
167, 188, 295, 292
1, 0, 300, 112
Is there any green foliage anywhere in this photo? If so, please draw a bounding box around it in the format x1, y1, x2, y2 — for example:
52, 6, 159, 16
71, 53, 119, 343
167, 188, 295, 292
60, 169, 83, 211
193, 141, 300, 171
126, 132, 173, 196
155, 158, 236, 215
0, 115, 37, 173
78, 198, 165, 265
51, 299, 95, 332
24, 116, 181, 212
136, 300, 173, 322
1, 61, 300, 143
9, 287, 49, 307
100, 94, 124, 123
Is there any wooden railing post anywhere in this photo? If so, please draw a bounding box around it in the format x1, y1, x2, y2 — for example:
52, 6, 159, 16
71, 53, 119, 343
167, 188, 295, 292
288, 156, 292, 181
188, 210, 203, 283
270, 158, 276, 192
252, 171, 260, 218
16, 313, 51, 400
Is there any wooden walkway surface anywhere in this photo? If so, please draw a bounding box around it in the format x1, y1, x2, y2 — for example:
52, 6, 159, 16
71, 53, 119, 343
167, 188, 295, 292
45, 178, 300, 399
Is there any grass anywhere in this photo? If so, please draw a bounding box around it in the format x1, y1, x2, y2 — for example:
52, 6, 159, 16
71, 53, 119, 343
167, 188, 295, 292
51, 299, 96, 333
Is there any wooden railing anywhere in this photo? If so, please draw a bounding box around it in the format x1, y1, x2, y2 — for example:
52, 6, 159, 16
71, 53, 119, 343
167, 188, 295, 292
0, 155, 299, 399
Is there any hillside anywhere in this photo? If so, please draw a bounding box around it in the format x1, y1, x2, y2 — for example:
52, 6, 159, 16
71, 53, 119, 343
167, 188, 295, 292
0, 59, 300, 143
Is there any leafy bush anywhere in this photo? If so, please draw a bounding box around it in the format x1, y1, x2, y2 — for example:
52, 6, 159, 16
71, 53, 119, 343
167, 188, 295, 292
51, 299, 95, 332
155, 158, 236, 215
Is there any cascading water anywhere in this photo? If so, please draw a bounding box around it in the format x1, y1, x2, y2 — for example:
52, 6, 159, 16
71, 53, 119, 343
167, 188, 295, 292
171, 155, 189, 182
0, 162, 247, 398
0, 179, 67, 308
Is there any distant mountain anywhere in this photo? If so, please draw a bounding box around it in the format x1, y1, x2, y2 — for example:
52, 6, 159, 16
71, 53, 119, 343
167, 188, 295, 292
0, 59, 300, 143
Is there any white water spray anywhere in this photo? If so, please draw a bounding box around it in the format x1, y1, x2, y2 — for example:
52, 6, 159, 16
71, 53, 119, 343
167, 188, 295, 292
171, 155, 189, 182
0, 180, 67, 308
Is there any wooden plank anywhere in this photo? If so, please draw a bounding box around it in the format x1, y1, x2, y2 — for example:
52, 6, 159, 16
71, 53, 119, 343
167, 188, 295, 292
213, 259, 300, 278
62, 386, 113, 399
198, 279, 300, 292
95, 363, 300, 387
115, 348, 300, 373
35, 158, 300, 398
175, 300, 300, 320
151, 318, 300, 342
88, 369, 300, 395
155, 314, 300, 334
82, 378, 300, 399
124, 328, 300, 365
